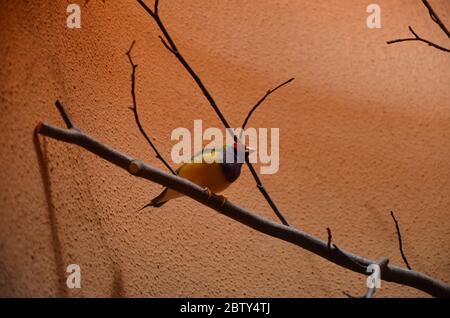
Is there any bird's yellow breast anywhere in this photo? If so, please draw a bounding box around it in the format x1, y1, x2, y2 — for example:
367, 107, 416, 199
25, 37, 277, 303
177, 151, 232, 194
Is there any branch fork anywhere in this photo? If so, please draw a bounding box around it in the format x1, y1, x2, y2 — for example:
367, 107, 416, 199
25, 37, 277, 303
137, 0, 294, 226
387, 0, 450, 52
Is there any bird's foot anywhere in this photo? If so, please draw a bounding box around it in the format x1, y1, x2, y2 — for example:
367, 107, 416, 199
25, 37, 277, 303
203, 188, 226, 206
203, 187, 213, 199
216, 194, 227, 207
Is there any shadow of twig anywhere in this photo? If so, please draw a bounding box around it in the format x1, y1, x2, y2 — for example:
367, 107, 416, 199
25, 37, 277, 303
33, 130, 67, 297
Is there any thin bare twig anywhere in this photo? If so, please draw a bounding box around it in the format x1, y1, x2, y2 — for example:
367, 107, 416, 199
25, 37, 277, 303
387, 26, 450, 52
387, 0, 450, 53
55, 100, 76, 129
390, 211, 412, 270
35, 101, 450, 297
327, 227, 332, 250
137, 0, 230, 128
245, 160, 290, 226
241, 78, 295, 130
136, 0, 291, 226
422, 0, 450, 38
126, 40, 177, 175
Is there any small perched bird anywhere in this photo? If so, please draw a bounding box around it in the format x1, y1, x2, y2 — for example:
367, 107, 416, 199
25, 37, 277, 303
143, 142, 254, 208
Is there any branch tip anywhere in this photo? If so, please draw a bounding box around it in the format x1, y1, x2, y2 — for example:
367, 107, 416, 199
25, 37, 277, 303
326, 227, 332, 250
154, 0, 160, 14
129, 160, 141, 175
390, 211, 412, 270
241, 77, 295, 130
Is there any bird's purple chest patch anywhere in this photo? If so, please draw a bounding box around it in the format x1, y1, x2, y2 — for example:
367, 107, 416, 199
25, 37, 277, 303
221, 151, 243, 182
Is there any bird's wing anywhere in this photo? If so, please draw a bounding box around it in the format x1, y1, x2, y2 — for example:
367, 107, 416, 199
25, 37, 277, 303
177, 149, 220, 176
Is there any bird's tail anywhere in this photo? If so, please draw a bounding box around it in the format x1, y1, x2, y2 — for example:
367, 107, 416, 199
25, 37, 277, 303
139, 188, 169, 210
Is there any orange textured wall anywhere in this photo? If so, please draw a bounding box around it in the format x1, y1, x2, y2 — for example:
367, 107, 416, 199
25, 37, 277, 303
0, 0, 449, 297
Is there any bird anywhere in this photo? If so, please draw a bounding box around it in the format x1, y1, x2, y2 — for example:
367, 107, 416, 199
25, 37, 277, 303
141, 142, 254, 209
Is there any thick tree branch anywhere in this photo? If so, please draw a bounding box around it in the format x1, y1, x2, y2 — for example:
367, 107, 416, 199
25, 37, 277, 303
126, 40, 177, 175
390, 211, 412, 270
387, 0, 450, 53
342, 258, 389, 298
36, 101, 450, 297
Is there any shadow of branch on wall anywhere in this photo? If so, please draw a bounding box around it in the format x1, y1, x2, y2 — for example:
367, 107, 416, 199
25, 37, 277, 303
34, 126, 126, 297
110, 265, 125, 297
33, 131, 67, 297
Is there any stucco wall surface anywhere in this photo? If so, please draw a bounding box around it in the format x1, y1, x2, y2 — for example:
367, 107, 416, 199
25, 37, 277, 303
0, 0, 449, 297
